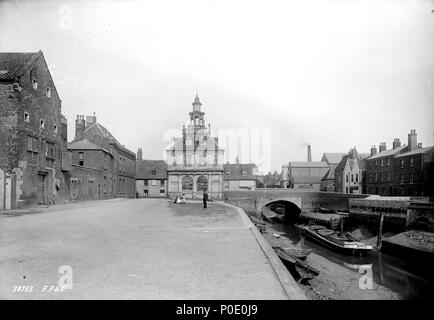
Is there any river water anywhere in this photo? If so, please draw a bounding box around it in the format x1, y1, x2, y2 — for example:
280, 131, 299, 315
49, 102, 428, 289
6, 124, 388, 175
268, 222, 433, 300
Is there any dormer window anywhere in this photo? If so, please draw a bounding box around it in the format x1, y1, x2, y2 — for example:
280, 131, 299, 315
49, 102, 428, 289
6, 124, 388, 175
151, 170, 157, 175
32, 79, 38, 90
40, 119, 45, 129
24, 112, 30, 123
46, 87, 51, 97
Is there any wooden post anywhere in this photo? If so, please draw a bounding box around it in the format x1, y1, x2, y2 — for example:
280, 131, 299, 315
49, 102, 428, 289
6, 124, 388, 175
377, 212, 384, 249
340, 219, 344, 235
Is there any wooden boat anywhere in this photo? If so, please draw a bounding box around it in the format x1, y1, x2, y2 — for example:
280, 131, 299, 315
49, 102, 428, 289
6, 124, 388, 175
273, 246, 319, 280
296, 225, 373, 256
276, 246, 312, 260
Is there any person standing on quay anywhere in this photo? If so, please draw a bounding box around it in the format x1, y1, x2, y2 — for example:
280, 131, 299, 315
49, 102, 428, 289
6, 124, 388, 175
203, 190, 208, 209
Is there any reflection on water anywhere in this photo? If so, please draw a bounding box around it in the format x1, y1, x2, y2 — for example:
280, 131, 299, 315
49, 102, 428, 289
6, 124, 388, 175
270, 222, 433, 300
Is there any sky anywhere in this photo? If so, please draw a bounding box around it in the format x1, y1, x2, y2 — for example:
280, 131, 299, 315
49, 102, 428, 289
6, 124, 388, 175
0, 0, 433, 173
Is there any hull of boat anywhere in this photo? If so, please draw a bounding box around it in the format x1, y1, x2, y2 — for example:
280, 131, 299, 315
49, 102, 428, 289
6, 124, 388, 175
298, 226, 372, 256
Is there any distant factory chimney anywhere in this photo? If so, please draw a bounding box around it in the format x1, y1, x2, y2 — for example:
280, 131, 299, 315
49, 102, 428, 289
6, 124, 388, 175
307, 144, 312, 162
137, 147, 142, 160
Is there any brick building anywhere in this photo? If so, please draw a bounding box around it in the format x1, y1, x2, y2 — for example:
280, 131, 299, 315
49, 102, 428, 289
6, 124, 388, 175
72, 114, 136, 198
393, 145, 434, 197
285, 162, 330, 190
365, 129, 433, 197
0, 51, 69, 208
334, 148, 367, 194
365, 139, 407, 196
223, 163, 258, 190
166, 94, 225, 199
136, 150, 168, 198
67, 139, 115, 201
282, 145, 330, 190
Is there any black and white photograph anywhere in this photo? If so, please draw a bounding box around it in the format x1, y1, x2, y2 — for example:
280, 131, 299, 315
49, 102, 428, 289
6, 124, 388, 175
0, 0, 433, 306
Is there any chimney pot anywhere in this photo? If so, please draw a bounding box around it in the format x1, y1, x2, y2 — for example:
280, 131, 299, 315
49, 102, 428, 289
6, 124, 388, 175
393, 138, 401, 149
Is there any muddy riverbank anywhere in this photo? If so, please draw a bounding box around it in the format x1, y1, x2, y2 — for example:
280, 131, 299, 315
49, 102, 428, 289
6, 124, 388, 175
259, 220, 433, 300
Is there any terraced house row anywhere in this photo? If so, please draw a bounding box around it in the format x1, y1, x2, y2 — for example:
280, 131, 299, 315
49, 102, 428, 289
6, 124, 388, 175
365, 130, 434, 197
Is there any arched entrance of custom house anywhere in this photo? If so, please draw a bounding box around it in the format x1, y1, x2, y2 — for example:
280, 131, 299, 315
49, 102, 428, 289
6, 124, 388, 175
181, 175, 193, 199
196, 175, 208, 199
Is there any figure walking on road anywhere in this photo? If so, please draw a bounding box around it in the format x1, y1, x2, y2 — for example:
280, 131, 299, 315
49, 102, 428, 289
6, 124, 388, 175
203, 190, 208, 209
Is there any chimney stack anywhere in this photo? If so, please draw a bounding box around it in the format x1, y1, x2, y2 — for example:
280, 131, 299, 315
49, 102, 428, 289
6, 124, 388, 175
137, 147, 142, 160
408, 129, 417, 151
417, 142, 422, 148
393, 138, 401, 149
350, 147, 358, 159
85, 112, 97, 130
379, 142, 387, 153
307, 144, 312, 162
370, 145, 377, 156
75, 115, 85, 139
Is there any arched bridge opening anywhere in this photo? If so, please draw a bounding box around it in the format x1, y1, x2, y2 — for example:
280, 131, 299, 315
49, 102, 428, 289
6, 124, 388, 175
262, 199, 301, 223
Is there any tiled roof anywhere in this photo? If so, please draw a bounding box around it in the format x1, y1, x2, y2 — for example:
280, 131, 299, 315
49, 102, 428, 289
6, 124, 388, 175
136, 160, 167, 179
321, 153, 346, 165
288, 161, 329, 168
0, 51, 41, 81
80, 122, 135, 157
67, 139, 108, 152
367, 145, 408, 160
223, 163, 258, 180
321, 166, 335, 181
335, 154, 365, 173
394, 146, 434, 158
321, 152, 370, 165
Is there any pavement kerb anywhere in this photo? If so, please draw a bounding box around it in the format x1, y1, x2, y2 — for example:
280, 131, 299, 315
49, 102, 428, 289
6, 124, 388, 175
0, 198, 128, 216
221, 202, 308, 300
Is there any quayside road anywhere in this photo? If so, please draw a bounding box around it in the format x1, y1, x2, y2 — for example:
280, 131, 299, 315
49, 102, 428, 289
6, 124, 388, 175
0, 198, 306, 299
